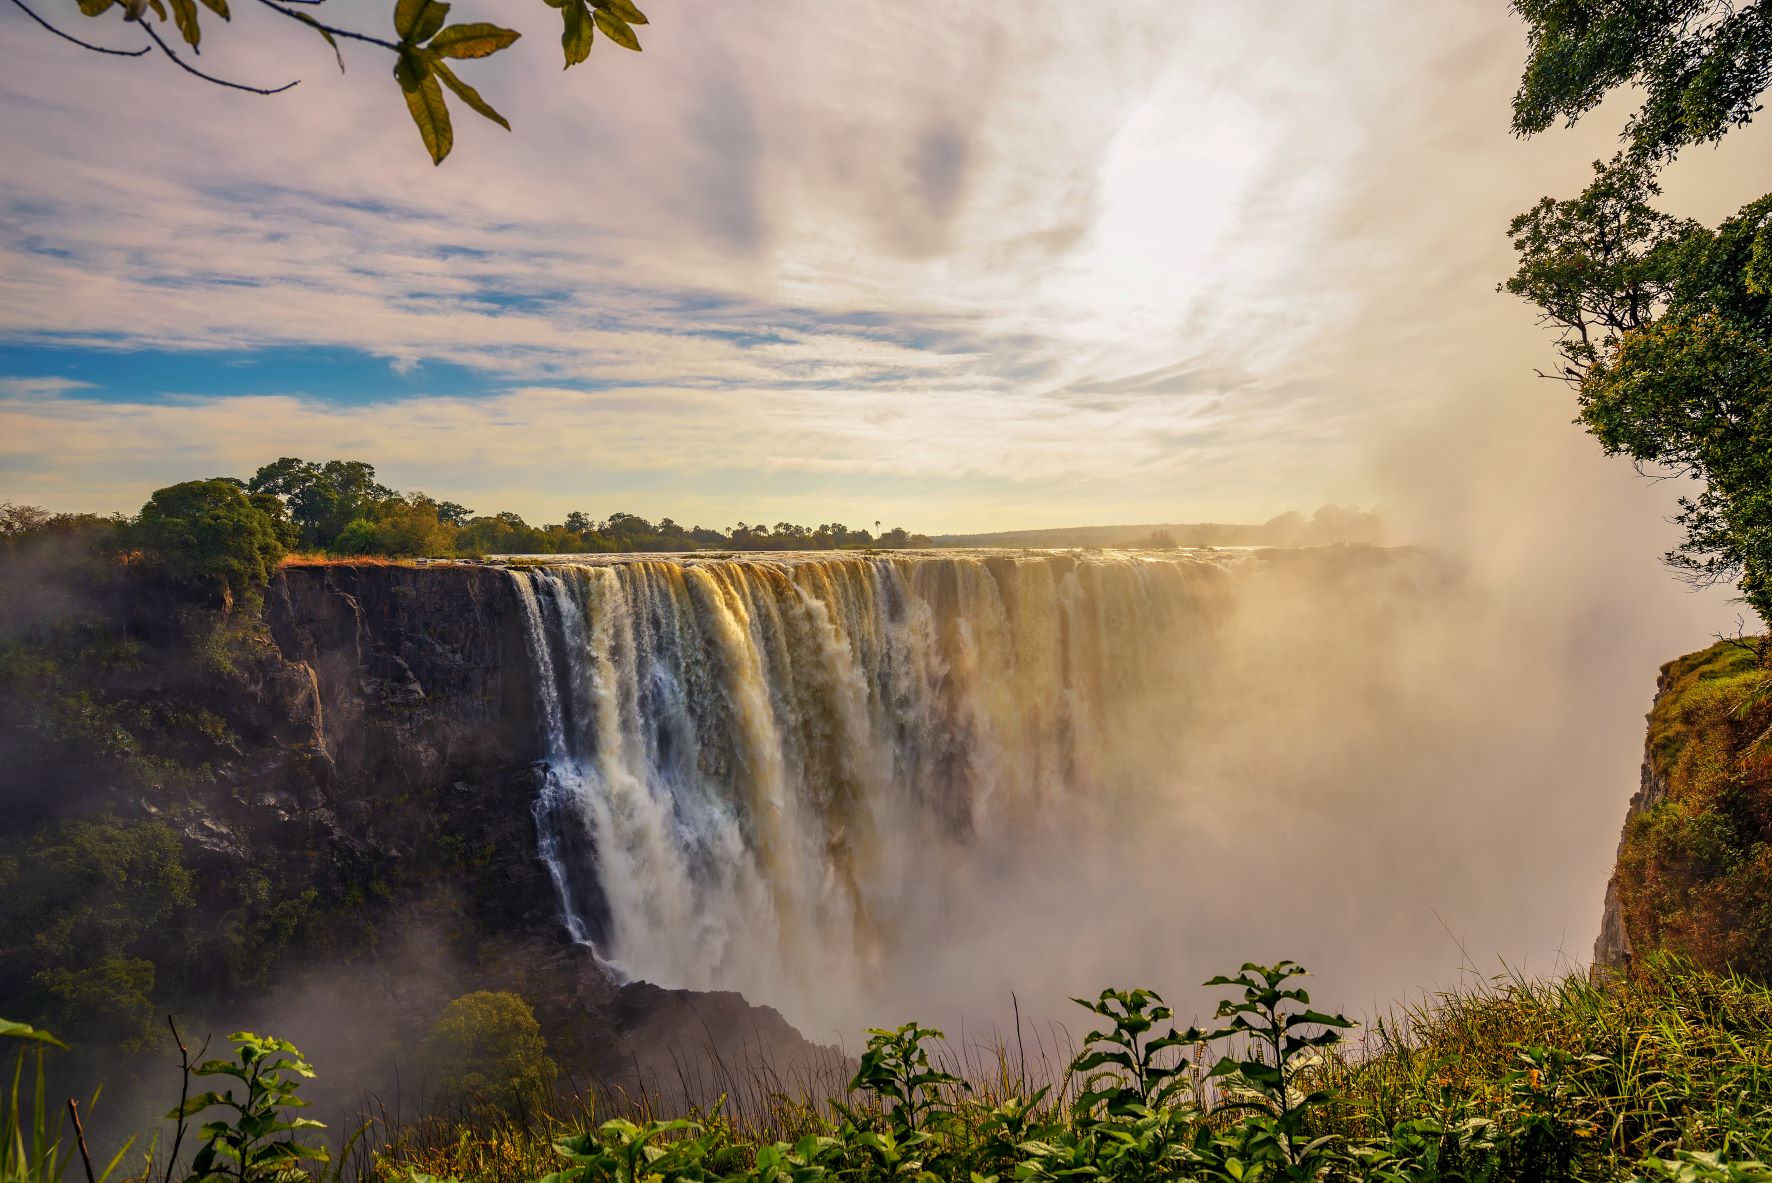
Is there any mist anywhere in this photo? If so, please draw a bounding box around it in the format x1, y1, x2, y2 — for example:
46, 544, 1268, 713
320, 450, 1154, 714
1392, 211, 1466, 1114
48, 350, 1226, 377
685, 441, 1736, 1063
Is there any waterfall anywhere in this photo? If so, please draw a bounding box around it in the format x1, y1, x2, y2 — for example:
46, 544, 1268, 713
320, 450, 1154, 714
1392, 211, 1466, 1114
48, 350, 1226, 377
505, 547, 1429, 1025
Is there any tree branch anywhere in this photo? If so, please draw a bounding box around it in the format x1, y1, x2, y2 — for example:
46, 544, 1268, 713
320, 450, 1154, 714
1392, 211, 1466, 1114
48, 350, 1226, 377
141, 20, 299, 94
7, 0, 150, 56
254, 0, 402, 52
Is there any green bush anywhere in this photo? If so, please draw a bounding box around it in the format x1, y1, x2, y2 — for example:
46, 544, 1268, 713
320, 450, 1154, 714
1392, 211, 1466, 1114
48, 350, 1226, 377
421, 992, 558, 1115
0, 816, 195, 1052
127, 480, 293, 609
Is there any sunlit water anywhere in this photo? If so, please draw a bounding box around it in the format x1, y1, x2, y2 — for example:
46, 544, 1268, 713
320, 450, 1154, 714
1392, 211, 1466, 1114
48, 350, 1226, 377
499, 547, 1433, 1031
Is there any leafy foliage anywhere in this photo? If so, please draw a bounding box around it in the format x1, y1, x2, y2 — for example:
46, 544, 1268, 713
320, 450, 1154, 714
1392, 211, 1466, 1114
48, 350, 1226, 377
171, 1032, 329, 1183
1504, 8, 1772, 621
0, 816, 194, 1052
376, 957, 1772, 1182
239, 456, 931, 557
421, 993, 558, 1117
127, 480, 293, 610
1511, 0, 1772, 159
42, 0, 653, 164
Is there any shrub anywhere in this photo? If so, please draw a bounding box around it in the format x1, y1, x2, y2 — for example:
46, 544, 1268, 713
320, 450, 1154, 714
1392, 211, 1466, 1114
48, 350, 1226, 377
421, 992, 558, 1115
127, 481, 293, 610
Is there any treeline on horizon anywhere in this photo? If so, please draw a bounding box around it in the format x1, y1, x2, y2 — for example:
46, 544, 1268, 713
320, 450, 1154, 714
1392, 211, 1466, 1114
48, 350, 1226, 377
244, 458, 938, 556
4, 455, 935, 566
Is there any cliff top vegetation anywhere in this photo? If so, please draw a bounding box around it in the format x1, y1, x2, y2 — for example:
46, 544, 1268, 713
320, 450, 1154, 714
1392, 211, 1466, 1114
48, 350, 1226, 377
1613, 638, 1772, 978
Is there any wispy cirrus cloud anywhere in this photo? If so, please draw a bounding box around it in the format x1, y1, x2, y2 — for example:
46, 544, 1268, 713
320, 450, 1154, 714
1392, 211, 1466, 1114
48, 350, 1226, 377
1, 0, 1768, 531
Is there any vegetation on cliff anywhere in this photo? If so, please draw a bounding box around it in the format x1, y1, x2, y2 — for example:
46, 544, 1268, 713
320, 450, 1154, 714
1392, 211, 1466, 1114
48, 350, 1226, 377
1, 497, 380, 1074
1611, 639, 1772, 978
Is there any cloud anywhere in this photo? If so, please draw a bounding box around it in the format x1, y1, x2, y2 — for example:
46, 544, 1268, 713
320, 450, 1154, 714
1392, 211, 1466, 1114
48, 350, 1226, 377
0, 376, 95, 398
0, 0, 1768, 536
0, 0, 1418, 522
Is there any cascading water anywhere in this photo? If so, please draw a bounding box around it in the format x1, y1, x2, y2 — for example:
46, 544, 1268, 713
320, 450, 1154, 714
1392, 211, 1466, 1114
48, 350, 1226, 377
507, 549, 1263, 1020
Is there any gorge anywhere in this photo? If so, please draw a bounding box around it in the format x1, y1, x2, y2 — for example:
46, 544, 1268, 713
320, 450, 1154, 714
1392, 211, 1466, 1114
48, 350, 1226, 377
265, 545, 1453, 1038
4, 532, 1720, 1112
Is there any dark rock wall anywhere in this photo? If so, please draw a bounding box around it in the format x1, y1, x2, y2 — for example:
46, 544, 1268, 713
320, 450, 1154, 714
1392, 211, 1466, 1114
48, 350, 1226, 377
258, 564, 834, 1090
264, 563, 556, 930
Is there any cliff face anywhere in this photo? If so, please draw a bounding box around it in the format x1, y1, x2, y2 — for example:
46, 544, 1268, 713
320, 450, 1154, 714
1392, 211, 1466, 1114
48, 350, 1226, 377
1594, 640, 1772, 976
263, 562, 557, 930
1592, 708, 1671, 971
1, 554, 833, 1106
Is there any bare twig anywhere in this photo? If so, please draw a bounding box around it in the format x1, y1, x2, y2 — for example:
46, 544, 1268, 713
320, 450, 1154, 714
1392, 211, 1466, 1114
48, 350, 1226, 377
1714, 618, 1769, 665
7, 0, 151, 56
67, 1099, 97, 1183
254, 0, 401, 52
141, 21, 299, 94
163, 1018, 193, 1183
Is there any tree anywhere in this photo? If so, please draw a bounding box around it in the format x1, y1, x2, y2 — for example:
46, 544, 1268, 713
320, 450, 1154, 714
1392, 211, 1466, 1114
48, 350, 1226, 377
1506, 2, 1772, 624
17, 0, 653, 165
435, 500, 475, 527
248, 458, 393, 550
0, 815, 195, 1050
1502, 155, 1697, 377
128, 479, 293, 608
1511, 0, 1772, 160
420, 990, 557, 1113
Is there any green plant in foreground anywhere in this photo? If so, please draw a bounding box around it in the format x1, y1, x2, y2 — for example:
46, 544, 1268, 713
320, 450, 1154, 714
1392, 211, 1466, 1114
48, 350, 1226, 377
28, 955, 1772, 1183
171, 1032, 328, 1183
1, 1019, 134, 1183
847, 1022, 965, 1138
1071, 987, 1195, 1117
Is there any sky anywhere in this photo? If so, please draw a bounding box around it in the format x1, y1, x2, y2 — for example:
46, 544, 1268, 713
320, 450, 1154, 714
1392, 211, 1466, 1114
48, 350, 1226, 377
1, 0, 1770, 535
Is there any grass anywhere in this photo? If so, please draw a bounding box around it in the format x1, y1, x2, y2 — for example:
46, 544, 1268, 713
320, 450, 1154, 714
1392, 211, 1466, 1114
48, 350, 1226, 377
358, 957, 1772, 1183
13, 957, 1772, 1181
1322, 956, 1772, 1165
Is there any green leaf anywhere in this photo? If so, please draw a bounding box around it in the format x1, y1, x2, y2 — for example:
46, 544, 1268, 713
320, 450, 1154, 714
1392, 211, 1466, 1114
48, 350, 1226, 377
596, 0, 647, 24
427, 22, 520, 59
560, 1, 594, 67
411, 0, 449, 44
432, 59, 510, 130
0, 1019, 66, 1049
77, 0, 116, 14
393, 0, 449, 43
592, 9, 640, 50
396, 55, 453, 165
198, 0, 228, 18
168, 0, 200, 47
167, 1090, 235, 1119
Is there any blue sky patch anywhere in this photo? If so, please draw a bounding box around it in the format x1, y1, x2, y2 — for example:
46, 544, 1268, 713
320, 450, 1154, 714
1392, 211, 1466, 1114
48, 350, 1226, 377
0, 341, 500, 405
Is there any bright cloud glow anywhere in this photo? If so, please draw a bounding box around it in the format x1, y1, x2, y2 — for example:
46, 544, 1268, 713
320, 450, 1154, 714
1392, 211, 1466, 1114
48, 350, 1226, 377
1, 0, 1769, 531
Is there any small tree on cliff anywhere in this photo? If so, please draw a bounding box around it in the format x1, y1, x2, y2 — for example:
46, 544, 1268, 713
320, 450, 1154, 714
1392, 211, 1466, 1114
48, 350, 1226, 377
127, 479, 294, 610
420, 990, 557, 1115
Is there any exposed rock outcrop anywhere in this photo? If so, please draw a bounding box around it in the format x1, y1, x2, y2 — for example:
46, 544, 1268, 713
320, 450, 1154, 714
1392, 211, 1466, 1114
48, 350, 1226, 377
1592, 639, 1772, 978
1593, 742, 1669, 972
